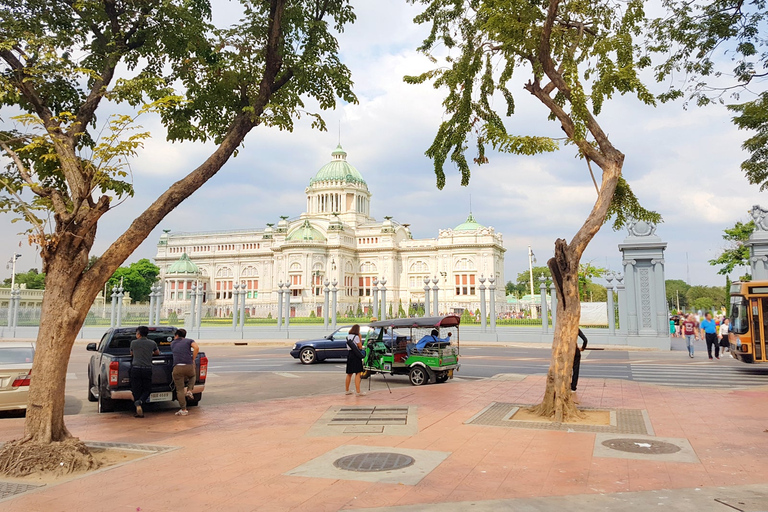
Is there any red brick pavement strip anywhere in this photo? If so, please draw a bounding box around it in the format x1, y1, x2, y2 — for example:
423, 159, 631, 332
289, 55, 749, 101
0, 376, 766, 512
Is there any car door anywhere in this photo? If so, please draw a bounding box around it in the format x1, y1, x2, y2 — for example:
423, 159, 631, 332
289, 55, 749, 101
328, 327, 351, 359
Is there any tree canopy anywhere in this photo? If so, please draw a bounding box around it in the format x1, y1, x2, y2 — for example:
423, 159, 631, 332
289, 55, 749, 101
708, 220, 754, 279
2, 267, 45, 289
107, 259, 160, 303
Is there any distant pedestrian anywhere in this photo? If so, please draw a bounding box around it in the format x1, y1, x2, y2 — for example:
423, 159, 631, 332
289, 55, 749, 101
700, 312, 719, 360
571, 329, 588, 403
131, 326, 160, 418
344, 324, 366, 396
719, 317, 731, 354
171, 328, 200, 416
682, 314, 698, 358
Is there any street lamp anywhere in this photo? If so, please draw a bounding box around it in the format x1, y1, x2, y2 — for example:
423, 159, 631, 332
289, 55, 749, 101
528, 245, 537, 297
6, 253, 21, 290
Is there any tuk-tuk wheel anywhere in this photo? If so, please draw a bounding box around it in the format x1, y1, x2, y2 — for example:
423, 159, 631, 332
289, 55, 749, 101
409, 366, 428, 386
360, 370, 370, 379
435, 372, 449, 383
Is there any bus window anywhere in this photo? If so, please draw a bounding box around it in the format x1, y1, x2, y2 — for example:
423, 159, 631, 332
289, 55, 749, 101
730, 295, 749, 334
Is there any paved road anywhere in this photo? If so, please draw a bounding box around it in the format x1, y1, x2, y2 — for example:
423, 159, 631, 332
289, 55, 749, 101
42, 342, 767, 420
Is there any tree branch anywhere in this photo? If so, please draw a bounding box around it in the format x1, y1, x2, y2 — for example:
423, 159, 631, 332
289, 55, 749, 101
0, 50, 55, 126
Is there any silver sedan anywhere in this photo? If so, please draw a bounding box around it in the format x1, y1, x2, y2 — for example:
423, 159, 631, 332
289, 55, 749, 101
0, 342, 35, 411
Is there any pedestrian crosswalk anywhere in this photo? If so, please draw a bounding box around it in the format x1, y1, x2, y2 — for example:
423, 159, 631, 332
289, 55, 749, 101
630, 362, 768, 388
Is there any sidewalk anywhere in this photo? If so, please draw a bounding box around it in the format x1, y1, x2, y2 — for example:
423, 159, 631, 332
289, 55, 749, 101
0, 373, 766, 511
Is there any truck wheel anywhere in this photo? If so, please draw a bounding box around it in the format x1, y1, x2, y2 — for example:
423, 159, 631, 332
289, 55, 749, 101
87, 373, 97, 402
409, 366, 428, 386
187, 393, 202, 407
299, 347, 317, 364
97, 380, 115, 413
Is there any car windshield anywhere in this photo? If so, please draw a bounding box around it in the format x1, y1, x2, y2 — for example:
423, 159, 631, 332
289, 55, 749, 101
0, 347, 34, 364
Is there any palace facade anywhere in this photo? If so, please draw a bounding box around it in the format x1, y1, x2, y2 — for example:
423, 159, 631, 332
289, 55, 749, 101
154, 145, 506, 318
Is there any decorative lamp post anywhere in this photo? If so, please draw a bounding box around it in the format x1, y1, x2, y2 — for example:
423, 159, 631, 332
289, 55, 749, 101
323, 279, 330, 330
148, 284, 156, 325
488, 275, 497, 332
479, 275, 487, 332
380, 277, 387, 321
331, 279, 338, 330
606, 273, 616, 334
190, 282, 198, 329
423, 277, 431, 318
232, 283, 240, 329
431, 276, 439, 316
155, 282, 163, 326
372, 278, 379, 319
196, 282, 203, 330
277, 281, 284, 330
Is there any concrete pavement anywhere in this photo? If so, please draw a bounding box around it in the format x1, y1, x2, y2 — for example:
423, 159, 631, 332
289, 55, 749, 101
0, 371, 767, 511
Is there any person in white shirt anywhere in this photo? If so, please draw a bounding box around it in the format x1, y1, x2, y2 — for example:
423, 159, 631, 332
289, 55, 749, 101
718, 317, 731, 354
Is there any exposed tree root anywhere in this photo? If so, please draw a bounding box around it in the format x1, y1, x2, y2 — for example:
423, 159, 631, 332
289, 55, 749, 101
528, 392, 586, 423
0, 437, 100, 477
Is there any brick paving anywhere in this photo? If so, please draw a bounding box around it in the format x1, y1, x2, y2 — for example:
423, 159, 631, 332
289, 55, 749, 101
0, 375, 766, 511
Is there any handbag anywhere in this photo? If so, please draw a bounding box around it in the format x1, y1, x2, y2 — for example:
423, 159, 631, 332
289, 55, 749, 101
347, 336, 365, 359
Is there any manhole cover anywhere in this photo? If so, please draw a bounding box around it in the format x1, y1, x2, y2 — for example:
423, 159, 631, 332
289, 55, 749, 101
333, 452, 415, 472
601, 438, 681, 454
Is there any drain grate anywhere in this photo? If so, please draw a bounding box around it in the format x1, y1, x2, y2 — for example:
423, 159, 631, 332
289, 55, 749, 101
0, 482, 43, 499
329, 406, 409, 426
333, 452, 415, 472
601, 438, 681, 454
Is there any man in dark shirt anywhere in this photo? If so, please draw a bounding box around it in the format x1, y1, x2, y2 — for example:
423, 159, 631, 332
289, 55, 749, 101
171, 329, 199, 417
571, 329, 588, 402
130, 326, 160, 418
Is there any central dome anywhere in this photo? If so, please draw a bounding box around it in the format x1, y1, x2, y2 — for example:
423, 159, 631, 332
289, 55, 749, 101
309, 144, 366, 186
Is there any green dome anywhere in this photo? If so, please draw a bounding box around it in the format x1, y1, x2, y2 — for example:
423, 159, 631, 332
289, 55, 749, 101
167, 253, 199, 274
454, 213, 485, 231
308, 144, 366, 186
286, 220, 326, 242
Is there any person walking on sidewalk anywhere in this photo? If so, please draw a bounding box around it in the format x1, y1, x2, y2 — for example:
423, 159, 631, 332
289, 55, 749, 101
344, 324, 366, 396
700, 312, 720, 360
682, 314, 698, 358
571, 329, 588, 403
131, 326, 160, 418
718, 317, 731, 354
171, 328, 199, 416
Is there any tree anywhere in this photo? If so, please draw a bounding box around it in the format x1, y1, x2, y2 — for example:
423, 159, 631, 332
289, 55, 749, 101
686, 285, 727, 312
0, 0, 355, 474
398, 299, 406, 318
3, 268, 45, 289
708, 220, 754, 280
651, 2, 768, 188
107, 259, 160, 303
505, 280, 516, 295
409, 0, 660, 422
515, 266, 551, 294
665, 279, 690, 312
577, 262, 605, 301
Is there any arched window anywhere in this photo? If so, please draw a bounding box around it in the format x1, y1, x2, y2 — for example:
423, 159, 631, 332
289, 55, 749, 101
359, 261, 377, 273
241, 266, 258, 278
409, 260, 429, 273
454, 258, 475, 271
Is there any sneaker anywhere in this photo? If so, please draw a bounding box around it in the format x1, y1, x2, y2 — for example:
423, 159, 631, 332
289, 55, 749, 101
689, 354, 694, 358
134, 402, 143, 417
709, 357, 713, 360
716, 356, 720, 359
345, 390, 353, 395
356, 391, 366, 396
175, 409, 189, 416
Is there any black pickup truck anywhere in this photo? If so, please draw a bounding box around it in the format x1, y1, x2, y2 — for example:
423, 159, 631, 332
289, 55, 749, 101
86, 326, 208, 413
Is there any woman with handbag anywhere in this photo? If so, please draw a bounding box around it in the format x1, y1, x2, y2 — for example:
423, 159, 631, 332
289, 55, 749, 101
718, 317, 731, 354
344, 324, 366, 396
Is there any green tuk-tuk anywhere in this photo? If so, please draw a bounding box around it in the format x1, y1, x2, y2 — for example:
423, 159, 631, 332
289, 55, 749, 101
362, 315, 461, 386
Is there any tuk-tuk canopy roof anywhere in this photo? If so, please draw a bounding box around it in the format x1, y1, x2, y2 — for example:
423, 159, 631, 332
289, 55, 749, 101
369, 315, 460, 329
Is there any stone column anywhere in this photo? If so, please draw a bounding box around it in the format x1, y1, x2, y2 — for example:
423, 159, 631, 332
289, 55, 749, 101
423, 277, 431, 317
116, 284, 124, 328
190, 283, 198, 329
549, 282, 557, 328
110, 285, 118, 328
616, 274, 627, 335
432, 276, 439, 316
489, 276, 497, 332
239, 283, 246, 330
148, 286, 156, 326
479, 275, 487, 332
323, 280, 330, 330
539, 277, 548, 334
284, 283, 291, 329
372, 278, 379, 318
277, 282, 284, 330
747, 205, 768, 279
155, 282, 163, 325
232, 283, 240, 329
10, 288, 20, 334
618, 220, 668, 336
606, 274, 616, 335
381, 277, 387, 321
331, 279, 338, 330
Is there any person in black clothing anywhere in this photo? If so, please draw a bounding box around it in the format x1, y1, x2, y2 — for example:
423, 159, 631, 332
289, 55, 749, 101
130, 326, 160, 417
571, 329, 588, 400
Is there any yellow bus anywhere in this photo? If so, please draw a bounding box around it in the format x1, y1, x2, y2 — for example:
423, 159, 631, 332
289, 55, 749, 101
728, 280, 768, 363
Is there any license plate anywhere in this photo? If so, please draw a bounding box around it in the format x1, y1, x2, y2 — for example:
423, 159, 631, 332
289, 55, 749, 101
448, 369, 454, 378
150, 392, 172, 402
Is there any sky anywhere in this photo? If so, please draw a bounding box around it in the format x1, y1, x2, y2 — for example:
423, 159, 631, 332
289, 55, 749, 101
0, 1, 764, 288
